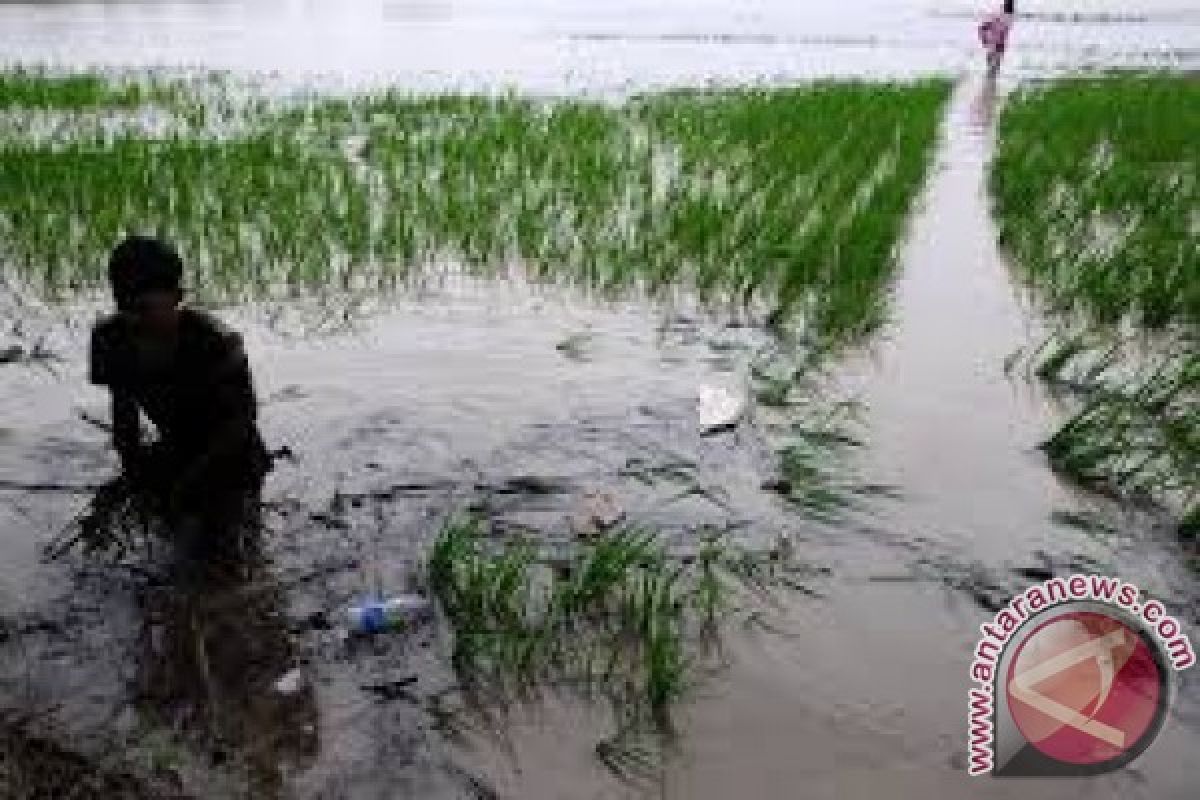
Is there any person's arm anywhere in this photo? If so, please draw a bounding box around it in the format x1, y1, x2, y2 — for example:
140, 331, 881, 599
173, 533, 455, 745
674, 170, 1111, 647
111, 389, 142, 472
168, 331, 260, 505
90, 319, 144, 474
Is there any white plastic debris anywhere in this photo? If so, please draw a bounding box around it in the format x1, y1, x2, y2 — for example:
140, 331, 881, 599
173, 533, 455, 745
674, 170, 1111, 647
273, 667, 305, 696
697, 385, 745, 434
340, 134, 369, 162
774, 531, 795, 562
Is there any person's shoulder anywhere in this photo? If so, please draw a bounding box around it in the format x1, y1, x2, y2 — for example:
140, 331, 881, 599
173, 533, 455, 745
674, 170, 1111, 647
181, 307, 241, 343
89, 313, 132, 385
90, 312, 132, 353
180, 307, 246, 361
91, 312, 126, 338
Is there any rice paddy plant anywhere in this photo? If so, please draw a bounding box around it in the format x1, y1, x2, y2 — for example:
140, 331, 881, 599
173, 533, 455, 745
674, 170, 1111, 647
630, 80, 950, 336
1015, 330, 1198, 528
426, 513, 805, 761
992, 74, 1198, 328
1, 69, 950, 342
0, 130, 370, 298
992, 74, 1198, 529
0, 66, 187, 111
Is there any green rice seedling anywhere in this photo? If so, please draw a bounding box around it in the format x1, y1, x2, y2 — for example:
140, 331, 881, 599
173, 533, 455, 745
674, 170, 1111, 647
770, 398, 868, 520
692, 532, 727, 628
1, 69, 950, 345
426, 511, 821, 773
993, 74, 1198, 532
1012, 327, 1197, 531
553, 528, 661, 618
0, 66, 182, 110
1039, 346, 1197, 510
993, 74, 1198, 329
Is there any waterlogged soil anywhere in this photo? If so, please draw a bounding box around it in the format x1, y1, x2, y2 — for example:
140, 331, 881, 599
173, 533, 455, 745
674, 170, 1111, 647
2, 82, 1198, 799
439, 80, 1200, 800
0, 272, 807, 797
2, 3, 1200, 798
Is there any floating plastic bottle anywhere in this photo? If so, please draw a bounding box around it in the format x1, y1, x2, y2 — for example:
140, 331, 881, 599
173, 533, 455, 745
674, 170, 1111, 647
347, 594, 432, 634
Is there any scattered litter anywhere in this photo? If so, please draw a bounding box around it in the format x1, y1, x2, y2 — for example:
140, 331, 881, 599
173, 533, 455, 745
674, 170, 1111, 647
555, 331, 594, 361
340, 133, 369, 162
697, 385, 744, 435
273, 667, 306, 696
361, 674, 419, 702
569, 489, 625, 538
346, 594, 433, 634
772, 531, 794, 562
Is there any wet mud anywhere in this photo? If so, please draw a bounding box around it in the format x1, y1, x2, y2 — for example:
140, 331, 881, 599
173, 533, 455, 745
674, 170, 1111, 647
0, 278, 822, 797
2, 2, 1199, 798
442, 77, 1200, 800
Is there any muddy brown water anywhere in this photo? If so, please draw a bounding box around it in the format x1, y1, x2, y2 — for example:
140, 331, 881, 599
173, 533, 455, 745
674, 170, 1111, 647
2, 2, 1200, 798
441, 79, 1200, 800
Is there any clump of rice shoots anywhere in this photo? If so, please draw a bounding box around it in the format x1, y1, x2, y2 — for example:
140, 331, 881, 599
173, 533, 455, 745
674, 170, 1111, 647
427, 514, 814, 775
992, 74, 1198, 532
0, 69, 950, 344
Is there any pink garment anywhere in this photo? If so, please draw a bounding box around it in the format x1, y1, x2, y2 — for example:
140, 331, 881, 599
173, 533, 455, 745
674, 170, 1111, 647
979, 12, 1013, 53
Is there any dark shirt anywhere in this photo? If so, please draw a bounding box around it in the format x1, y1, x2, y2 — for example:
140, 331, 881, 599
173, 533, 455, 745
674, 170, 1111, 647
89, 308, 268, 485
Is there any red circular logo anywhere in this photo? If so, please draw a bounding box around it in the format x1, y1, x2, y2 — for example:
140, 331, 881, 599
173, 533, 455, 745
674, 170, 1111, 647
1005, 610, 1165, 766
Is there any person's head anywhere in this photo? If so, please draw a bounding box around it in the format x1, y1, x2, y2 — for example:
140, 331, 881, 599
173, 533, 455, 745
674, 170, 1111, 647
108, 235, 184, 331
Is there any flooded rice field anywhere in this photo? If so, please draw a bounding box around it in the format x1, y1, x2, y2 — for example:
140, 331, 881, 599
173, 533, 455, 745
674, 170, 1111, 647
1, 2, 1199, 799
0, 0, 1198, 90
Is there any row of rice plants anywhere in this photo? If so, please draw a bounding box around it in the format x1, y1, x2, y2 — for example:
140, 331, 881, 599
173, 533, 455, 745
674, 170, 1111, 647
1, 70, 950, 342
991, 74, 1198, 533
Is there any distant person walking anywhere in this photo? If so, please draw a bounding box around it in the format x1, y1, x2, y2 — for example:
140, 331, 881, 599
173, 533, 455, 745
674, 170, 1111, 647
979, 0, 1016, 74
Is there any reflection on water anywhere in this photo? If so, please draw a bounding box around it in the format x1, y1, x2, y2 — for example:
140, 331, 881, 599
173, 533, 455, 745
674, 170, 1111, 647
969, 69, 999, 129
134, 553, 319, 796
0, 0, 1196, 89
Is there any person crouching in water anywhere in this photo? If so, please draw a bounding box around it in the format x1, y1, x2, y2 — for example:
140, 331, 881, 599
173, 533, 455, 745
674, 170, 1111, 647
979, 0, 1015, 75
90, 236, 270, 565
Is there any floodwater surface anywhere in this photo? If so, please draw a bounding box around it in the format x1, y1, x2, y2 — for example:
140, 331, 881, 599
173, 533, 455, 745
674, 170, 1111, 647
442, 78, 1200, 800
0, 0, 1197, 90
1, 2, 1199, 798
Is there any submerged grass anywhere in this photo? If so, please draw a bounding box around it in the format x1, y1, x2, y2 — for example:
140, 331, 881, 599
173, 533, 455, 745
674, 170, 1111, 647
427, 514, 809, 771
0, 66, 187, 111
992, 74, 1198, 529
992, 74, 1198, 329
0, 69, 949, 339
1013, 330, 1197, 524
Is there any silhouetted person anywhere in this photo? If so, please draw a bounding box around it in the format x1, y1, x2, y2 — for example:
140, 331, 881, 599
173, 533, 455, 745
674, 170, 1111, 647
89, 236, 270, 562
